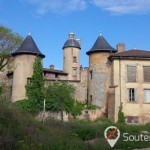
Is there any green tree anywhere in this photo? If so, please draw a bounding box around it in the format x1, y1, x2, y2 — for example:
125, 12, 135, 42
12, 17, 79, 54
70, 101, 84, 118
45, 81, 75, 121
0, 25, 23, 71
25, 57, 44, 112
117, 103, 125, 124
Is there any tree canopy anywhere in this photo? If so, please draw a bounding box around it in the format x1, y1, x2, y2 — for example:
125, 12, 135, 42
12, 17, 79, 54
0, 25, 23, 71
45, 81, 75, 121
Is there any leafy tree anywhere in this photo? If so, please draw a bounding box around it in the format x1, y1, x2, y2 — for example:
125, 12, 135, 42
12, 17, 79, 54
70, 101, 84, 118
117, 103, 125, 124
0, 25, 23, 71
45, 81, 75, 121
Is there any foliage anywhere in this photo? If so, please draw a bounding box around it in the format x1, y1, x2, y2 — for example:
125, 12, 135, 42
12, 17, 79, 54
0, 25, 23, 71
1, 100, 150, 150
0, 100, 86, 150
45, 81, 75, 112
86, 103, 97, 110
70, 101, 85, 117
17, 57, 44, 113
95, 117, 113, 124
117, 102, 125, 124
45, 81, 75, 121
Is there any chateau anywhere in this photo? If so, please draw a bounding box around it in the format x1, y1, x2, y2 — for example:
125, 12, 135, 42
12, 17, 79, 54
3, 33, 150, 124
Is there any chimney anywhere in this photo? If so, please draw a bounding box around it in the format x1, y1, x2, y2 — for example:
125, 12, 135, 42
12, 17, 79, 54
69, 33, 75, 39
76, 39, 81, 47
49, 65, 54, 70
116, 43, 125, 53
80, 65, 83, 71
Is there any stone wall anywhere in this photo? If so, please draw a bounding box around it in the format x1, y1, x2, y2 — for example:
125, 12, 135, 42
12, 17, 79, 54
69, 68, 88, 102
88, 53, 112, 108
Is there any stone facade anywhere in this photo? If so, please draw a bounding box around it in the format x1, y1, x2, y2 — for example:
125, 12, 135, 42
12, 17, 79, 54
1, 33, 150, 124
88, 53, 112, 109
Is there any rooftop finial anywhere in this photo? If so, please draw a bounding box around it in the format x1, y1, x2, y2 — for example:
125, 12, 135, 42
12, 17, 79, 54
100, 32, 102, 36
28, 32, 31, 36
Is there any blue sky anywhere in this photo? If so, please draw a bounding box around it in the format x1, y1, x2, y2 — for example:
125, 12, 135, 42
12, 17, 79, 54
0, 0, 150, 69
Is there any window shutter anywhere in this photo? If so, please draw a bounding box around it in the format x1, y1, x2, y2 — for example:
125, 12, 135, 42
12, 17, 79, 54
127, 66, 136, 82
143, 66, 150, 82
144, 89, 150, 102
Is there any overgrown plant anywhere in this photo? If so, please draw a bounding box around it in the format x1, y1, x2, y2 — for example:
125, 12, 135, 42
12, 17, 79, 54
16, 57, 44, 112
117, 102, 125, 124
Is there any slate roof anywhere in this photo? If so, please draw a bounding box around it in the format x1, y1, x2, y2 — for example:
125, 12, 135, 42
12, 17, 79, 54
109, 49, 150, 60
43, 68, 68, 75
62, 39, 81, 49
62, 33, 81, 49
12, 34, 45, 58
86, 35, 117, 55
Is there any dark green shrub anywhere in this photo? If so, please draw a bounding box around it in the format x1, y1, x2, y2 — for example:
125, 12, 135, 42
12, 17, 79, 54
70, 101, 84, 117
117, 103, 125, 124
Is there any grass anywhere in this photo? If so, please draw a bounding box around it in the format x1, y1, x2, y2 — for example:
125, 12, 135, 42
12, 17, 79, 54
0, 100, 150, 150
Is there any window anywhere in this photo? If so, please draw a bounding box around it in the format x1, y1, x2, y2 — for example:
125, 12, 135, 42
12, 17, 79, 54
143, 66, 150, 82
127, 65, 136, 82
27, 77, 31, 84
73, 56, 77, 63
90, 70, 93, 79
90, 95, 92, 102
144, 89, 150, 103
55, 74, 58, 78
73, 68, 77, 76
128, 88, 136, 102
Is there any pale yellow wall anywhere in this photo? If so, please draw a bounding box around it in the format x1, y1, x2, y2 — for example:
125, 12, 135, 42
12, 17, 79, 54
11, 55, 36, 102
113, 59, 150, 123
63, 47, 80, 80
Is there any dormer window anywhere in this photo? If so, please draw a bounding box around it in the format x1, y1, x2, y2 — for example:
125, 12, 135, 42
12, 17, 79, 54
73, 56, 77, 63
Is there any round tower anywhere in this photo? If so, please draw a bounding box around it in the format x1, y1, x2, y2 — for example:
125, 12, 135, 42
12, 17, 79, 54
62, 33, 81, 80
11, 33, 45, 102
86, 34, 117, 108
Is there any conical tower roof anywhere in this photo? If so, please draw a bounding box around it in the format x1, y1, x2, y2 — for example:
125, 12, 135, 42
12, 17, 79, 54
86, 34, 117, 55
12, 33, 45, 58
62, 33, 81, 49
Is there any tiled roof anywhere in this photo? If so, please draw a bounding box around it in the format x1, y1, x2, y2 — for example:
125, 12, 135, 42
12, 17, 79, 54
12, 34, 45, 58
86, 35, 117, 55
43, 68, 68, 75
109, 49, 150, 60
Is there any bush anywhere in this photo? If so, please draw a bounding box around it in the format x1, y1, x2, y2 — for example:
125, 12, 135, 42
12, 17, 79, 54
117, 103, 125, 124
70, 101, 84, 117
86, 104, 97, 110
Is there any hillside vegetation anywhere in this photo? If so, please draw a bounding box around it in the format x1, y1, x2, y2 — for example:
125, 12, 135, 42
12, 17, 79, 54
0, 100, 150, 150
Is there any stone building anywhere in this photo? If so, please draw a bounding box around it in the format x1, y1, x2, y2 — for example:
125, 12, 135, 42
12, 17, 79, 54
2, 32, 150, 123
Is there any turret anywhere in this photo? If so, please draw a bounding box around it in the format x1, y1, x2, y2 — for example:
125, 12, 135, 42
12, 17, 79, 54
62, 33, 81, 80
86, 34, 117, 108
11, 33, 45, 102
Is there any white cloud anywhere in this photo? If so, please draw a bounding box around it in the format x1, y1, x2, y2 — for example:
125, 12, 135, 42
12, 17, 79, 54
25, 0, 150, 15
91, 0, 150, 14
26, 0, 87, 15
